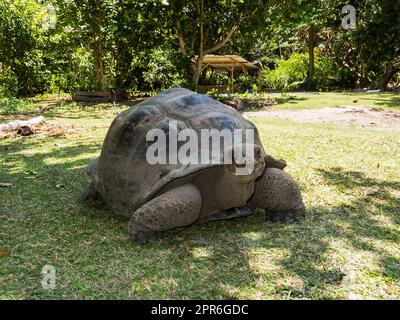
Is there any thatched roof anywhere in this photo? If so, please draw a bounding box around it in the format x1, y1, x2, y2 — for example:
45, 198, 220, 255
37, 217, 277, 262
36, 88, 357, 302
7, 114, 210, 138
195, 55, 258, 72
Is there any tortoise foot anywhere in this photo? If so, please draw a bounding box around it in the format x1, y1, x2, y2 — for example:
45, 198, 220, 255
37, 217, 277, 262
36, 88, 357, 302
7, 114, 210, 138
129, 229, 162, 244
265, 208, 305, 223
80, 185, 103, 202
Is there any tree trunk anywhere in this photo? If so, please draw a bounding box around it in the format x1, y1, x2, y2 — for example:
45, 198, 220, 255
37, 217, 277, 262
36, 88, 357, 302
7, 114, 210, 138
93, 38, 105, 92
174, 1, 239, 88
379, 65, 400, 91
114, 43, 134, 98
192, 55, 204, 87
305, 25, 316, 89
192, 0, 205, 88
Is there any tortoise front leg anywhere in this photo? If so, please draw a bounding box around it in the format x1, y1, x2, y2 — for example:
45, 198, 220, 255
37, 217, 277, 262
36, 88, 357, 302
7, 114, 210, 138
249, 168, 305, 222
128, 184, 202, 244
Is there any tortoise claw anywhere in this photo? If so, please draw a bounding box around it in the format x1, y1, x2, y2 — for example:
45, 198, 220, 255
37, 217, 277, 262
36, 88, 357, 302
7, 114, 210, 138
129, 229, 162, 244
265, 208, 305, 223
80, 186, 102, 202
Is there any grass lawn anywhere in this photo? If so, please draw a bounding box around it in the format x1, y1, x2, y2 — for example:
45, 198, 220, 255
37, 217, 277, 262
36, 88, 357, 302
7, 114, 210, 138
0, 92, 399, 299
267, 91, 400, 111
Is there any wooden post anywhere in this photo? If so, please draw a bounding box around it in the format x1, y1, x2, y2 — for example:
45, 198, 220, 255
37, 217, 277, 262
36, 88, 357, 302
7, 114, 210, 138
230, 66, 234, 92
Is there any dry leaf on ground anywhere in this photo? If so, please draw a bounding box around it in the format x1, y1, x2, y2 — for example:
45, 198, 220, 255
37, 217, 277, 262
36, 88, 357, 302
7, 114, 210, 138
364, 189, 379, 197
0, 248, 9, 257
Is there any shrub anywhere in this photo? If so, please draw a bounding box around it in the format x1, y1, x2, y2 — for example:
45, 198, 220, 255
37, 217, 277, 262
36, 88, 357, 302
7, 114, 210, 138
142, 49, 187, 91
314, 54, 340, 90
0, 97, 28, 115
0, 67, 19, 98
260, 53, 308, 90
259, 52, 340, 91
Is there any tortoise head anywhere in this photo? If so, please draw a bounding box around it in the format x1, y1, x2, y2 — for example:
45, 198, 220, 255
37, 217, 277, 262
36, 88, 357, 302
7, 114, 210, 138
225, 143, 265, 183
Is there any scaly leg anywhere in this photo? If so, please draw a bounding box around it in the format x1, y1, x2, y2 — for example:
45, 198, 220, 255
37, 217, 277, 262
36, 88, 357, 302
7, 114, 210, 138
249, 168, 305, 222
128, 184, 202, 243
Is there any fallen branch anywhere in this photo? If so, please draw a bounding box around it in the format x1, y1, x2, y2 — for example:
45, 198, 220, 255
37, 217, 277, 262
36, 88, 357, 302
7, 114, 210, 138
0, 116, 45, 133
0, 116, 81, 140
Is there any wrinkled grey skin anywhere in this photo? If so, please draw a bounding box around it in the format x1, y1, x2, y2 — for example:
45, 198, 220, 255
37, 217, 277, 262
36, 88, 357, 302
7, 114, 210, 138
82, 88, 305, 243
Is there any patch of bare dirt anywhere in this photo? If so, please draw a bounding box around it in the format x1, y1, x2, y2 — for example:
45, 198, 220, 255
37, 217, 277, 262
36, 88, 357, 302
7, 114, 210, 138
244, 106, 400, 131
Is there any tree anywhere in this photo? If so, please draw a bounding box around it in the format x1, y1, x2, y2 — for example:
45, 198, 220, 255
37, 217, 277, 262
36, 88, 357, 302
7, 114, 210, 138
164, 0, 271, 87
112, 0, 167, 93
356, 0, 400, 90
331, 0, 400, 90
55, 0, 118, 91
0, 0, 46, 95
276, 0, 342, 89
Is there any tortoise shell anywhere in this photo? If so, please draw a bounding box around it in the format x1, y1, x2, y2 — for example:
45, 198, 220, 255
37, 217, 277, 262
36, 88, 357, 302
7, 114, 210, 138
93, 88, 265, 217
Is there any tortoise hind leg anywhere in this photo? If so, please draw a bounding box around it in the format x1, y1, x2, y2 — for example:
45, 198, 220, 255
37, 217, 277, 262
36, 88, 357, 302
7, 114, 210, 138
81, 159, 102, 202
265, 154, 287, 170
128, 184, 202, 244
80, 182, 103, 202
249, 168, 305, 223
198, 207, 253, 224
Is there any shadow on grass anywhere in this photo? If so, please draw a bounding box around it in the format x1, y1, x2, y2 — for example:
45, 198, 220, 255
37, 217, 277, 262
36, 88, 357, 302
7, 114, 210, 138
252, 167, 399, 298
1, 140, 399, 298
276, 96, 308, 105
0, 99, 141, 121
162, 166, 400, 298
359, 93, 400, 109
376, 97, 400, 109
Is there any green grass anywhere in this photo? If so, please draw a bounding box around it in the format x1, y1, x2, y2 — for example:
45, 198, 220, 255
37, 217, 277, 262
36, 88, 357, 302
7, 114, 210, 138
267, 91, 400, 111
0, 93, 399, 299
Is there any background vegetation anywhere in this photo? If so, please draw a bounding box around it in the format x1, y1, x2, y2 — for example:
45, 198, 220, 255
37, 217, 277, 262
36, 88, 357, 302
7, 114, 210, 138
0, 0, 399, 105
1, 0, 399, 300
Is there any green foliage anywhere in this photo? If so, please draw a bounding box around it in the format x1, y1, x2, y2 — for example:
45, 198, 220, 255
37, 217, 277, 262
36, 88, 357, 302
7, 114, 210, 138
260, 53, 308, 90
260, 52, 340, 91
0, 97, 27, 114
313, 54, 340, 90
0, 0, 399, 99
142, 49, 187, 91
331, 0, 400, 88
0, 67, 19, 97
0, 0, 45, 95
234, 74, 258, 91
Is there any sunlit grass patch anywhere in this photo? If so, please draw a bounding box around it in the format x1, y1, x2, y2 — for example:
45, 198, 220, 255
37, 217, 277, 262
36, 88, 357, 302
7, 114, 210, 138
0, 95, 399, 299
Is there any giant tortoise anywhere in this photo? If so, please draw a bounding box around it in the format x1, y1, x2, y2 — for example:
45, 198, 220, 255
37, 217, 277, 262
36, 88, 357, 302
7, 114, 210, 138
82, 88, 305, 243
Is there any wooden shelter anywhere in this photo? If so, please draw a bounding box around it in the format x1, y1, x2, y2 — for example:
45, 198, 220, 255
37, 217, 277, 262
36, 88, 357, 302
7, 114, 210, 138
194, 55, 258, 91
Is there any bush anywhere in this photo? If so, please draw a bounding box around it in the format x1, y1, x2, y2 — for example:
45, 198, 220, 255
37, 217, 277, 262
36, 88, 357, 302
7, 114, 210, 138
0, 97, 27, 115
235, 74, 258, 91
314, 54, 340, 90
0, 67, 32, 114
259, 52, 340, 91
260, 53, 308, 90
142, 49, 188, 91
0, 67, 19, 98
